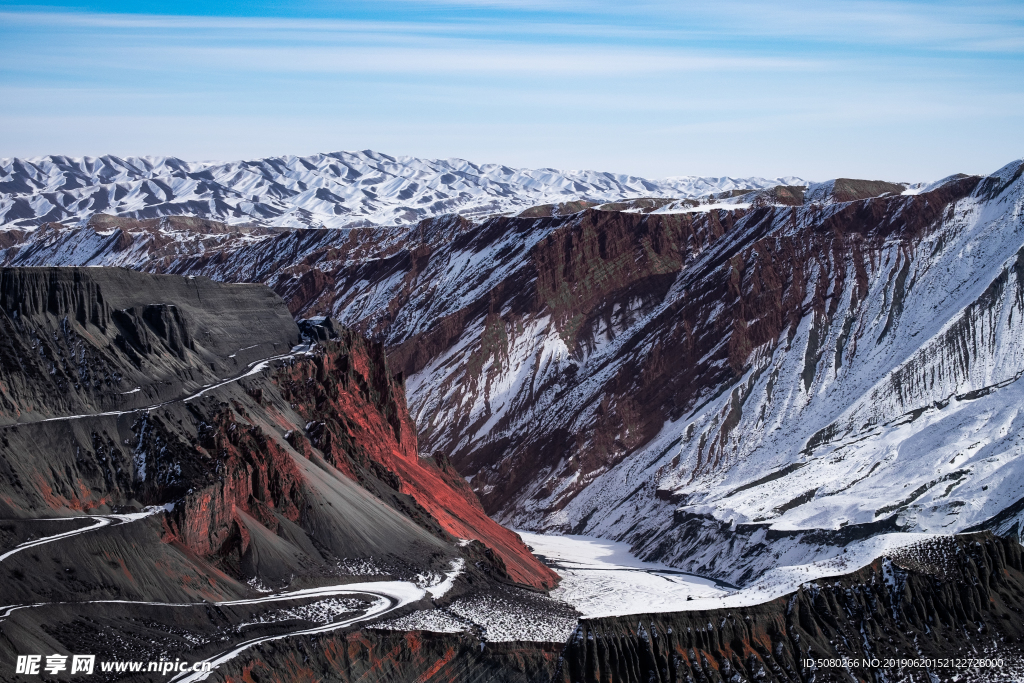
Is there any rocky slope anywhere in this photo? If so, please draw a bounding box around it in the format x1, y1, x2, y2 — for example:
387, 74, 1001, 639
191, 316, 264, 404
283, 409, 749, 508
562, 533, 1024, 682
0, 266, 297, 425
0, 267, 565, 682
303, 160, 1024, 587
4, 154, 1024, 679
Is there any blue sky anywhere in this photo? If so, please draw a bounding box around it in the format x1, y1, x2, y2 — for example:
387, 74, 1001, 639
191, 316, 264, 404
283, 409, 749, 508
1, 1, 1022, 180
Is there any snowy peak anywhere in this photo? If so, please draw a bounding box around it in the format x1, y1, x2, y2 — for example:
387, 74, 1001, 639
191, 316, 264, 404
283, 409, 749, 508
0, 150, 806, 230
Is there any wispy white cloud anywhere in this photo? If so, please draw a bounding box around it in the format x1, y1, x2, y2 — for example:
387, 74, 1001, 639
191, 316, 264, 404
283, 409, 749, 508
5, 1, 1022, 52
716, 0, 1024, 52
1, 2, 1022, 178
342, 0, 1024, 53
0, 10, 826, 77
157, 44, 818, 77
0, 10, 438, 32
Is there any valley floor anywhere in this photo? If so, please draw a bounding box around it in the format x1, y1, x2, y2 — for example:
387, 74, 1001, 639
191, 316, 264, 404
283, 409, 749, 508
517, 531, 729, 618
519, 528, 953, 619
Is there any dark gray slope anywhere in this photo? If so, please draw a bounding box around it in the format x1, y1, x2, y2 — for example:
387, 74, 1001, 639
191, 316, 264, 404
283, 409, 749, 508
0, 267, 299, 424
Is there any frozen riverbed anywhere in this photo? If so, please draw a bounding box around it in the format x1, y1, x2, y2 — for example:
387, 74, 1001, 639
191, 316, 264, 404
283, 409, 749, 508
516, 531, 730, 618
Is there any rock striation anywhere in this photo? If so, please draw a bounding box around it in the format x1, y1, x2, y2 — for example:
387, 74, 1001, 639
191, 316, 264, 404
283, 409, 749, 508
0, 267, 297, 424
562, 534, 1024, 682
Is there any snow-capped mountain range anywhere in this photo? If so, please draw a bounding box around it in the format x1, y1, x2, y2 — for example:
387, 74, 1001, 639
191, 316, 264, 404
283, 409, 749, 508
0, 151, 805, 229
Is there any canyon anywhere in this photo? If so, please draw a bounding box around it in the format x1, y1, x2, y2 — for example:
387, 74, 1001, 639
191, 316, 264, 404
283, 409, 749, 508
2, 152, 1024, 680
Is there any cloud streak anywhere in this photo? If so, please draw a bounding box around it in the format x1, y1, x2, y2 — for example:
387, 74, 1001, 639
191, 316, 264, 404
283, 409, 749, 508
144, 45, 818, 78
5, 1, 1023, 52
0, 2, 1022, 179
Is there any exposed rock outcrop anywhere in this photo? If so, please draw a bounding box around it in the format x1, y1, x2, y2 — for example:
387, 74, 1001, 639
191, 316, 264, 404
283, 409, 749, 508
562, 534, 1024, 682
0, 267, 558, 683
0, 267, 297, 424
218, 630, 565, 683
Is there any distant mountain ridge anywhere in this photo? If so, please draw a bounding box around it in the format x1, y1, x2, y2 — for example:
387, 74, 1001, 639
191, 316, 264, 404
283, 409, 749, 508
0, 151, 805, 229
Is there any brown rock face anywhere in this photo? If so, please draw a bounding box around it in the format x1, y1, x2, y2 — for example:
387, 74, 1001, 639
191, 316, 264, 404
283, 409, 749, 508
85, 213, 273, 235
268, 329, 558, 589
827, 178, 906, 203
519, 200, 599, 218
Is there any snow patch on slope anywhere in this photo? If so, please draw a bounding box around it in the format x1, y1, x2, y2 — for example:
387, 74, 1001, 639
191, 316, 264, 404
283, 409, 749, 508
523, 163, 1024, 584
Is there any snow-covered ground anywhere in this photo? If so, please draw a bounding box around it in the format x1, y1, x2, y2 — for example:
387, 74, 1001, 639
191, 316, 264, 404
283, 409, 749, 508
417, 558, 465, 598
520, 529, 937, 618
518, 531, 728, 618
